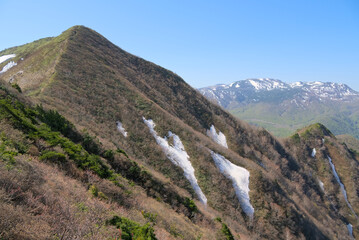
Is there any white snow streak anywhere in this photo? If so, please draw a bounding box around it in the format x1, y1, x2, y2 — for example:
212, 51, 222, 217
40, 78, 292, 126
207, 125, 228, 148
0, 54, 16, 64
116, 121, 128, 137
311, 148, 316, 157
328, 156, 357, 218
318, 179, 324, 191
210, 151, 254, 217
143, 117, 207, 205
290, 81, 304, 87
0, 61, 17, 74
249, 79, 261, 90
347, 224, 354, 239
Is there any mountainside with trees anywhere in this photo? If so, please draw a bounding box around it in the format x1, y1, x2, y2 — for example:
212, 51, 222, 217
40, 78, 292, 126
0, 26, 358, 239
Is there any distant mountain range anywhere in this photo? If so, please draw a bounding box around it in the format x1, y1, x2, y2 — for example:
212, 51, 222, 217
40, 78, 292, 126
199, 78, 359, 138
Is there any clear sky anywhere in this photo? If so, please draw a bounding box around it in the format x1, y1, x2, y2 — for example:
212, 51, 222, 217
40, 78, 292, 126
1, 0, 358, 90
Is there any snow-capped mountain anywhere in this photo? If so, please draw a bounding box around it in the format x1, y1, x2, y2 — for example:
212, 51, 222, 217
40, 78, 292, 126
199, 78, 359, 108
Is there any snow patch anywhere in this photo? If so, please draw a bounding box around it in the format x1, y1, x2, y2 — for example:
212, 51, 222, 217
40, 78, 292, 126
247, 78, 287, 91
0, 61, 17, 74
116, 121, 128, 137
308, 81, 324, 86
318, 179, 324, 191
249, 79, 261, 90
210, 151, 254, 217
207, 125, 228, 148
311, 148, 316, 157
143, 117, 207, 204
290, 81, 304, 87
328, 156, 357, 218
347, 224, 354, 239
0, 54, 16, 64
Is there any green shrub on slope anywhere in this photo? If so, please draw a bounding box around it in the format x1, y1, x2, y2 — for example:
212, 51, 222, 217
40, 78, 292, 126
107, 215, 157, 240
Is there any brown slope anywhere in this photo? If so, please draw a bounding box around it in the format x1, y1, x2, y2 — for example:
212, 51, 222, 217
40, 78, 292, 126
3, 25, 358, 239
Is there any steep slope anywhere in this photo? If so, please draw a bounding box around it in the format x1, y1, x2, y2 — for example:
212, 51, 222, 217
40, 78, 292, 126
199, 79, 359, 138
0, 80, 228, 239
285, 124, 359, 237
1, 26, 359, 239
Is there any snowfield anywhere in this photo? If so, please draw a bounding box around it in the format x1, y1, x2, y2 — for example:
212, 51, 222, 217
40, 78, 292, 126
0, 61, 17, 74
207, 125, 228, 148
116, 121, 128, 137
0, 54, 16, 64
210, 151, 254, 217
143, 117, 207, 204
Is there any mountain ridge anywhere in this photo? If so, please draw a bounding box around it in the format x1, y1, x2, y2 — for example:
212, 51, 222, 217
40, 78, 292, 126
199, 78, 359, 138
0, 25, 359, 239
200, 78, 359, 107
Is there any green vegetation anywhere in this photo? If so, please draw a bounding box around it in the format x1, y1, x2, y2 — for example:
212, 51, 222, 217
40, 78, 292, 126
141, 211, 157, 224
89, 184, 99, 197
299, 123, 333, 139
116, 148, 129, 158
88, 184, 108, 200
11, 83, 22, 93
169, 225, 184, 238
107, 215, 157, 240
290, 133, 300, 144
0, 93, 113, 179
214, 217, 235, 240
103, 149, 115, 160
337, 134, 359, 153
39, 150, 66, 162
0, 134, 17, 169
0, 37, 53, 58
35, 106, 82, 142
229, 100, 359, 139
183, 197, 198, 216
82, 130, 102, 155
221, 223, 235, 240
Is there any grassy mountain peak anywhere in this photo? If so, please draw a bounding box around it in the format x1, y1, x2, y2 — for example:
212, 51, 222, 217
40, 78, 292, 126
297, 123, 335, 139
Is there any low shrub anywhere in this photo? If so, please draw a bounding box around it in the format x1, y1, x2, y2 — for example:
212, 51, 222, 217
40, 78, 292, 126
40, 151, 66, 162
141, 211, 157, 224
89, 184, 99, 197
290, 133, 300, 144
11, 83, 22, 93
1, 98, 113, 179
183, 197, 198, 215
221, 223, 235, 240
88, 185, 108, 200
35, 105, 82, 142
82, 131, 101, 155
116, 148, 128, 158
107, 215, 158, 240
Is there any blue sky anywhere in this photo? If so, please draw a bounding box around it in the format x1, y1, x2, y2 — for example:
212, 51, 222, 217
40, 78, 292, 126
1, 0, 358, 90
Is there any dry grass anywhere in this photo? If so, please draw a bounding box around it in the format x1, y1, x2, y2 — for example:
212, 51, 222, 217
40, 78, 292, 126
1, 25, 358, 239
